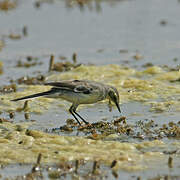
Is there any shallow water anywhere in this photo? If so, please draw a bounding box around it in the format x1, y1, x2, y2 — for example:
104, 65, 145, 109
0, 0, 180, 179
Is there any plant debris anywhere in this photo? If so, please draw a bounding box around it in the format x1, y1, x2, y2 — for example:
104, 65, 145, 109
16, 57, 42, 68
0, 0, 17, 11
15, 75, 46, 85
0, 84, 16, 93
53, 118, 180, 141
48, 54, 81, 72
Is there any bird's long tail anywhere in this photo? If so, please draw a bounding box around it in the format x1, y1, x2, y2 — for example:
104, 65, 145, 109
11, 90, 54, 102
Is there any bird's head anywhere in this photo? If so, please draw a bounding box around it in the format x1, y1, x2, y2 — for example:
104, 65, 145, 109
107, 86, 121, 113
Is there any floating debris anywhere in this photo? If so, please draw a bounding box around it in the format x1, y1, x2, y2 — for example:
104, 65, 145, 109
142, 63, 154, 68
48, 54, 81, 72
53, 62, 78, 72
8, 33, 21, 40
133, 52, 143, 60
59, 125, 73, 132
113, 116, 126, 125
53, 117, 180, 142
0, 84, 16, 93
16, 75, 46, 85
0, 0, 17, 11
16, 58, 42, 68
59, 55, 67, 60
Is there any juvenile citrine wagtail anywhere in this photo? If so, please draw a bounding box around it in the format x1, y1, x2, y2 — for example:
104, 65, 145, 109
12, 80, 121, 125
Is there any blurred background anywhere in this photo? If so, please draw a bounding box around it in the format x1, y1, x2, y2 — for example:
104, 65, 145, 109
1, 0, 180, 69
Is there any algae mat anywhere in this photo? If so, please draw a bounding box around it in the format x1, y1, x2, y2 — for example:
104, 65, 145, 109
0, 121, 179, 171
0, 64, 180, 114
0, 64, 180, 171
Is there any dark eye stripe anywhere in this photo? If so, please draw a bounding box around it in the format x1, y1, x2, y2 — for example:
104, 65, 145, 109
83, 89, 91, 94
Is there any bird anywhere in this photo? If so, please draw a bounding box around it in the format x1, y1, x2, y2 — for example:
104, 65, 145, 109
11, 80, 121, 125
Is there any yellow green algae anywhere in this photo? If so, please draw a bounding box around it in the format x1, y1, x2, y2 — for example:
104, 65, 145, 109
1, 121, 177, 171
0, 64, 180, 170
0, 64, 180, 113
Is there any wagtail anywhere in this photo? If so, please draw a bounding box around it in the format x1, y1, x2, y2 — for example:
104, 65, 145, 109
12, 80, 121, 125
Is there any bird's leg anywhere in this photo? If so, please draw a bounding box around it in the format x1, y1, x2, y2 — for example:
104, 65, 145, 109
73, 110, 89, 124
70, 104, 89, 124
69, 105, 81, 125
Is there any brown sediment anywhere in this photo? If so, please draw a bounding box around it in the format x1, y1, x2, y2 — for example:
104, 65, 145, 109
8, 33, 21, 40
0, 0, 17, 11
0, 84, 16, 93
133, 52, 143, 60
48, 54, 81, 72
0, 121, 179, 171
56, 118, 180, 141
16, 75, 46, 85
16, 58, 42, 68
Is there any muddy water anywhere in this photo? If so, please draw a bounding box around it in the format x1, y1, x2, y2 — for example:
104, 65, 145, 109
0, 0, 180, 179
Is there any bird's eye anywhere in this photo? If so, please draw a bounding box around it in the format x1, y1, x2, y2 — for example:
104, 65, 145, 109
109, 90, 115, 98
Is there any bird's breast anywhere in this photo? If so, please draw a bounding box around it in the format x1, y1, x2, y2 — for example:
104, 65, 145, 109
60, 90, 105, 104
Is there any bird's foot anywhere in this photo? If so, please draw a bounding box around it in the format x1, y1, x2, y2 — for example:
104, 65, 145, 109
78, 122, 92, 130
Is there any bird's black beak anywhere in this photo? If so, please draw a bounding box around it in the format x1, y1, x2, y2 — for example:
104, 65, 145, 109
115, 101, 121, 113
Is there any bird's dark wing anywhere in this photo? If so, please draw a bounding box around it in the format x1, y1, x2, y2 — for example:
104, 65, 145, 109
44, 81, 75, 90
74, 85, 93, 94
45, 80, 93, 94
